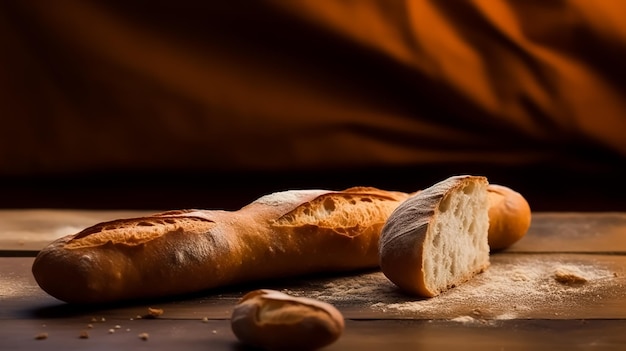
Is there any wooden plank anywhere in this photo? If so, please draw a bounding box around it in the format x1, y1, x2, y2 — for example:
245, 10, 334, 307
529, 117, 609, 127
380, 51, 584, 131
505, 212, 626, 253
336, 319, 626, 351
0, 209, 155, 252
3, 254, 625, 321
3, 210, 625, 350
0, 318, 236, 351
2, 319, 626, 351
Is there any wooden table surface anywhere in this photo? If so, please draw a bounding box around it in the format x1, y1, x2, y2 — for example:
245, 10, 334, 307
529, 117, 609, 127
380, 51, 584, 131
1, 210, 625, 350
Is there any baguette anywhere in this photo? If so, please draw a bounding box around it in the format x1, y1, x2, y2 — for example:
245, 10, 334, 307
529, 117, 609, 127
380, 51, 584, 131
379, 175, 491, 297
32, 180, 530, 304
486, 184, 532, 250
32, 187, 410, 304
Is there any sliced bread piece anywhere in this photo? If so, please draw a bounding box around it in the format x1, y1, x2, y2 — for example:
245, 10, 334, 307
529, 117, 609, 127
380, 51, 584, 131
379, 175, 490, 297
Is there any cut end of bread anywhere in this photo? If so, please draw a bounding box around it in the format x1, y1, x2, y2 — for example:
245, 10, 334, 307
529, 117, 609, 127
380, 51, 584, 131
379, 175, 490, 297
423, 177, 490, 295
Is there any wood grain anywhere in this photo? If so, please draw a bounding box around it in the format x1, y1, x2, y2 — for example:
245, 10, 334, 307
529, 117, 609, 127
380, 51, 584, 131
3, 319, 626, 351
2, 254, 625, 320
1, 211, 626, 350
506, 212, 626, 253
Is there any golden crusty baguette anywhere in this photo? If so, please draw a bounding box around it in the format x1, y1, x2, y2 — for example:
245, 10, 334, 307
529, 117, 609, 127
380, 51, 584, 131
32, 187, 410, 304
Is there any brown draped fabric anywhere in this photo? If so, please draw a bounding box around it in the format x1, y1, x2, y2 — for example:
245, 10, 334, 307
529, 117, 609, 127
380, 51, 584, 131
1, 0, 625, 177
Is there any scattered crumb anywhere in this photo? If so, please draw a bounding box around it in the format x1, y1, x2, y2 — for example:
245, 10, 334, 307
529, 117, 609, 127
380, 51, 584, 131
301, 257, 616, 320
101, 317, 106, 322
79, 330, 89, 339
138, 332, 149, 341
494, 312, 517, 320
554, 267, 588, 284
41, 324, 46, 328
34, 333, 48, 340
90, 317, 98, 323
126, 328, 131, 332
108, 329, 115, 334
145, 307, 164, 318
114, 325, 121, 329
87, 324, 93, 329
510, 269, 531, 282
451, 316, 476, 324
212, 330, 217, 334
201, 317, 209, 323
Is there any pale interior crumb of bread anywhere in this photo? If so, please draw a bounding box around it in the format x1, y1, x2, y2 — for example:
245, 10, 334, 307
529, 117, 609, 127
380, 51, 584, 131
273, 193, 399, 236
423, 181, 490, 294
65, 217, 214, 249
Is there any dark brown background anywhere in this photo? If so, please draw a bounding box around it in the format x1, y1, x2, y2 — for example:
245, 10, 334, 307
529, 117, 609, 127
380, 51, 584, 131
1, 1, 625, 211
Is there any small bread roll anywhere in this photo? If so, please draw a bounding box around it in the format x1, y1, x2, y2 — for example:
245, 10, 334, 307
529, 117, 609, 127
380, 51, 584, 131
486, 184, 532, 250
230, 289, 344, 350
379, 175, 490, 297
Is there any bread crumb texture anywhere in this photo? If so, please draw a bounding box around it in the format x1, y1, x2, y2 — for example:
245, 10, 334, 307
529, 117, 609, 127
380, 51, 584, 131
65, 216, 214, 249
379, 175, 489, 297
424, 177, 489, 294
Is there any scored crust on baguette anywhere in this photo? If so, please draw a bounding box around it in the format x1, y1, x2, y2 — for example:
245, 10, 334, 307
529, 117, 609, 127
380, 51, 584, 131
273, 187, 410, 237
32, 187, 410, 304
64, 215, 215, 249
379, 175, 490, 297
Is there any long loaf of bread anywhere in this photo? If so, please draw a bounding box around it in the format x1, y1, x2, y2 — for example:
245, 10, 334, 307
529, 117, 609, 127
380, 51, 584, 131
32, 187, 410, 304
32, 181, 531, 304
